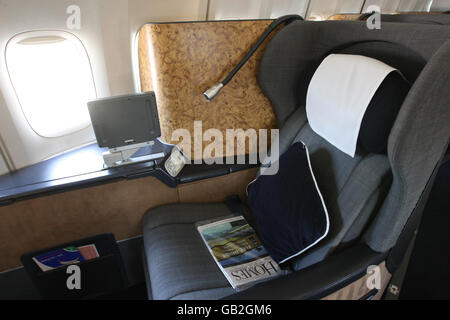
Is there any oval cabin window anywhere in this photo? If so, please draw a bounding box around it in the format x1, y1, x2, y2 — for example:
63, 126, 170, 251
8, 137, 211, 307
5, 31, 96, 138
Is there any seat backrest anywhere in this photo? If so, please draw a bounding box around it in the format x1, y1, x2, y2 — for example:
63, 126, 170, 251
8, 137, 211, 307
380, 13, 450, 25
258, 21, 450, 269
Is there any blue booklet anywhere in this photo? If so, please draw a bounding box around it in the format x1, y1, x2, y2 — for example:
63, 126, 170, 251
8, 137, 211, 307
32, 246, 85, 272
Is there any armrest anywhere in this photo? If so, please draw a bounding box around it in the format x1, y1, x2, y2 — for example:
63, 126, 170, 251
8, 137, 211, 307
223, 244, 387, 300
178, 156, 258, 184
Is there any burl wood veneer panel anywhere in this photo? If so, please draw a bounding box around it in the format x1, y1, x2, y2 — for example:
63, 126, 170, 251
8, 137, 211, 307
0, 168, 257, 271
322, 262, 391, 300
328, 14, 363, 21
138, 21, 278, 160
138, 25, 154, 92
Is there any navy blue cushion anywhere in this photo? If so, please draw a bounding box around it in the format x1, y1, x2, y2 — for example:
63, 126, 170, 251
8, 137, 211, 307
248, 142, 329, 264
357, 71, 411, 154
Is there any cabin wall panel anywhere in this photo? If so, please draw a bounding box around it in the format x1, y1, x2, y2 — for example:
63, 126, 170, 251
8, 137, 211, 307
364, 0, 435, 13
431, 0, 450, 11
208, 0, 268, 20
397, 0, 434, 12
362, 0, 402, 13
0, 168, 256, 271
306, 0, 364, 20
266, 0, 310, 19
99, 0, 135, 96
0, 153, 8, 176
207, 0, 309, 20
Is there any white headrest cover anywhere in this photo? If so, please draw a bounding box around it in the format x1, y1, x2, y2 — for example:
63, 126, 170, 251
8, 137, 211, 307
306, 54, 396, 157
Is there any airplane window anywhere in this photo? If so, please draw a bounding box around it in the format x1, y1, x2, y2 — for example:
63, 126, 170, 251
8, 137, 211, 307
5, 31, 96, 138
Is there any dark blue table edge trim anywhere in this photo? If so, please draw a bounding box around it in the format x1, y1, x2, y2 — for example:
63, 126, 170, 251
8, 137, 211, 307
0, 149, 258, 207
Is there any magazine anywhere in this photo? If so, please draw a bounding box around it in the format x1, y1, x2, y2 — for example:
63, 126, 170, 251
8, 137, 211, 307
197, 216, 282, 290
77, 244, 100, 261
33, 244, 100, 272
32, 246, 85, 272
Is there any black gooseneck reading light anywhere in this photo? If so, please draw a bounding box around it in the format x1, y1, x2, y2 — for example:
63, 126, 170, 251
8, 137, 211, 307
203, 14, 304, 102
359, 11, 376, 21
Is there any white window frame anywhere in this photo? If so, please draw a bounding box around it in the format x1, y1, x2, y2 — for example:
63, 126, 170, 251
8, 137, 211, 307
4, 30, 97, 139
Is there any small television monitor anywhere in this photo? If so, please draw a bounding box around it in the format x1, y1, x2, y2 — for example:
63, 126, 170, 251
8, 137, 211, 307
87, 92, 161, 149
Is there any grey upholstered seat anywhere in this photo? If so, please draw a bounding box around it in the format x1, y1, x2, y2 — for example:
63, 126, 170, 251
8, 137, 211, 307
286, 114, 391, 270
381, 13, 450, 25
143, 21, 450, 299
257, 21, 450, 256
142, 203, 234, 300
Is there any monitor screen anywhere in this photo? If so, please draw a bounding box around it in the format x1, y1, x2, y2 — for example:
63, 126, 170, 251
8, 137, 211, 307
87, 92, 161, 149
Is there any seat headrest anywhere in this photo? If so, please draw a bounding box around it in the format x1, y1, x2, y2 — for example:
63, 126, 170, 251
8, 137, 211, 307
306, 54, 410, 157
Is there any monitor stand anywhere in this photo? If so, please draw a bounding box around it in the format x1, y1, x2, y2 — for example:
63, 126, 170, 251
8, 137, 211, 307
103, 141, 165, 168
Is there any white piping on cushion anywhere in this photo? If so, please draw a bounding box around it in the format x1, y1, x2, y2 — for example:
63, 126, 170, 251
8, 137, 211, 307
278, 142, 330, 264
